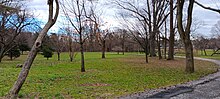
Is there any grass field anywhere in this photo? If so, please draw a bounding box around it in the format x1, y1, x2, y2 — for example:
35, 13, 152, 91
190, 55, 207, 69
175, 49, 220, 60
0, 52, 219, 98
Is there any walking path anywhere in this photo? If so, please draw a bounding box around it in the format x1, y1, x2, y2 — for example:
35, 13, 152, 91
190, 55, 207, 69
119, 57, 220, 99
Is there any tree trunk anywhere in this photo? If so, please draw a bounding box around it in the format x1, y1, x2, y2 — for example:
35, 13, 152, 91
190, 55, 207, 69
150, 0, 157, 57
69, 37, 73, 62
177, 0, 195, 73
157, 33, 162, 60
7, 0, 59, 98
150, 34, 156, 57
145, 45, 148, 63
69, 46, 73, 62
102, 41, 106, 59
122, 38, 125, 55
164, 20, 167, 59
0, 50, 5, 62
203, 49, 206, 56
8, 22, 53, 97
122, 44, 125, 55
0, 57, 2, 62
10, 51, 13, 60
184, 41, 194, 73
168, 0, 175, 60
80, 43, 85, 72
57, 52, 60, 61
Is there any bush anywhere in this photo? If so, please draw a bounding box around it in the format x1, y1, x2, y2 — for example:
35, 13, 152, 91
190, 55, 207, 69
42, 46, 53, 60
19, 44, 30, 54
7, 48, 21, 60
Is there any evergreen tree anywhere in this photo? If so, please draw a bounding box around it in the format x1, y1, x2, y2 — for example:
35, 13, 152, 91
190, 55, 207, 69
7, 47, 21, 60
41, 46, 53, 60
19, 44, 30, 54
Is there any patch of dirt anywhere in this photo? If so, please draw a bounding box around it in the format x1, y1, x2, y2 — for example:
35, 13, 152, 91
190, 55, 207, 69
80, 83, 111, 87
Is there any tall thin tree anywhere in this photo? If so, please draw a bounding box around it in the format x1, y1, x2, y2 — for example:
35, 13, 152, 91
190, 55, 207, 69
7, 0, 59, 98
168, 0, 175, 60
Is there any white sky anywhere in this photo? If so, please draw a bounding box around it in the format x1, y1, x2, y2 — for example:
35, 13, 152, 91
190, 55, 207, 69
193, 0, 220, 37
27, 0, 220, 37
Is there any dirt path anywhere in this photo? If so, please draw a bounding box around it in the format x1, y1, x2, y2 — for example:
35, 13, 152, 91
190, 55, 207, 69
119, 57, 220, 99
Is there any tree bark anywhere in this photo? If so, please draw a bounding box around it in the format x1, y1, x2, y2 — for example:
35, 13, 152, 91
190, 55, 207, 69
157, 33, 162, 59
150, 0, 157, 57
10, 51, 13, 60
68, 33, 73, 62
122, 42, 125, 55
177, 0, 195, 73
57, 52, 60, 61
7, 0, 59, 98
168, 0, 175, 60
69, 46, 73, 62
102, 40, 106, 59
145, 45, 148, 63
184, 41, 194, 73
0, 50, 5, 62
80, 43, 85, 72
164, 20, 167, 59
203, 49, 207, 56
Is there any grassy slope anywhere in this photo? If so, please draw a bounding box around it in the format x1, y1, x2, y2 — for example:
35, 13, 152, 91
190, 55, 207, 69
0, 52, 218, 98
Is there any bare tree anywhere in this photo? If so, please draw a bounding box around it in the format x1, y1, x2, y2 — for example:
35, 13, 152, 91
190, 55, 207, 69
211, 20, 220, 37
96, 29, 109, 58
177, 0, 195, 73
61, 0, 92, 72
193, 36, 208, 56
118, 29, 127, 55
0, 2, 37, 62
119, 12, 149, 63
7, 0, 59, 98
50, 33, 64, 61
114, 0, 170, 57
83, 1, 109, 58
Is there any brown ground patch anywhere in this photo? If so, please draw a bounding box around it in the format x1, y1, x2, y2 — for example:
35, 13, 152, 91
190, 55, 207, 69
80, 83, 111, 87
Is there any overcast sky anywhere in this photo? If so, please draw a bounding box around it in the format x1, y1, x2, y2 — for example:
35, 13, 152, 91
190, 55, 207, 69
27, 0, 220, 37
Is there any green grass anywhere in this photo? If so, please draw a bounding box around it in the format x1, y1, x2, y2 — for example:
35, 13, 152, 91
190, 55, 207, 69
194, 49, 220, 60
0, 52, 219, 98
175, 49, 220, 60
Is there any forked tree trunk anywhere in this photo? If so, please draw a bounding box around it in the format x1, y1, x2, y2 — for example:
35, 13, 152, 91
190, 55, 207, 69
177, 0, 195, 73
7, 0, 59, 98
